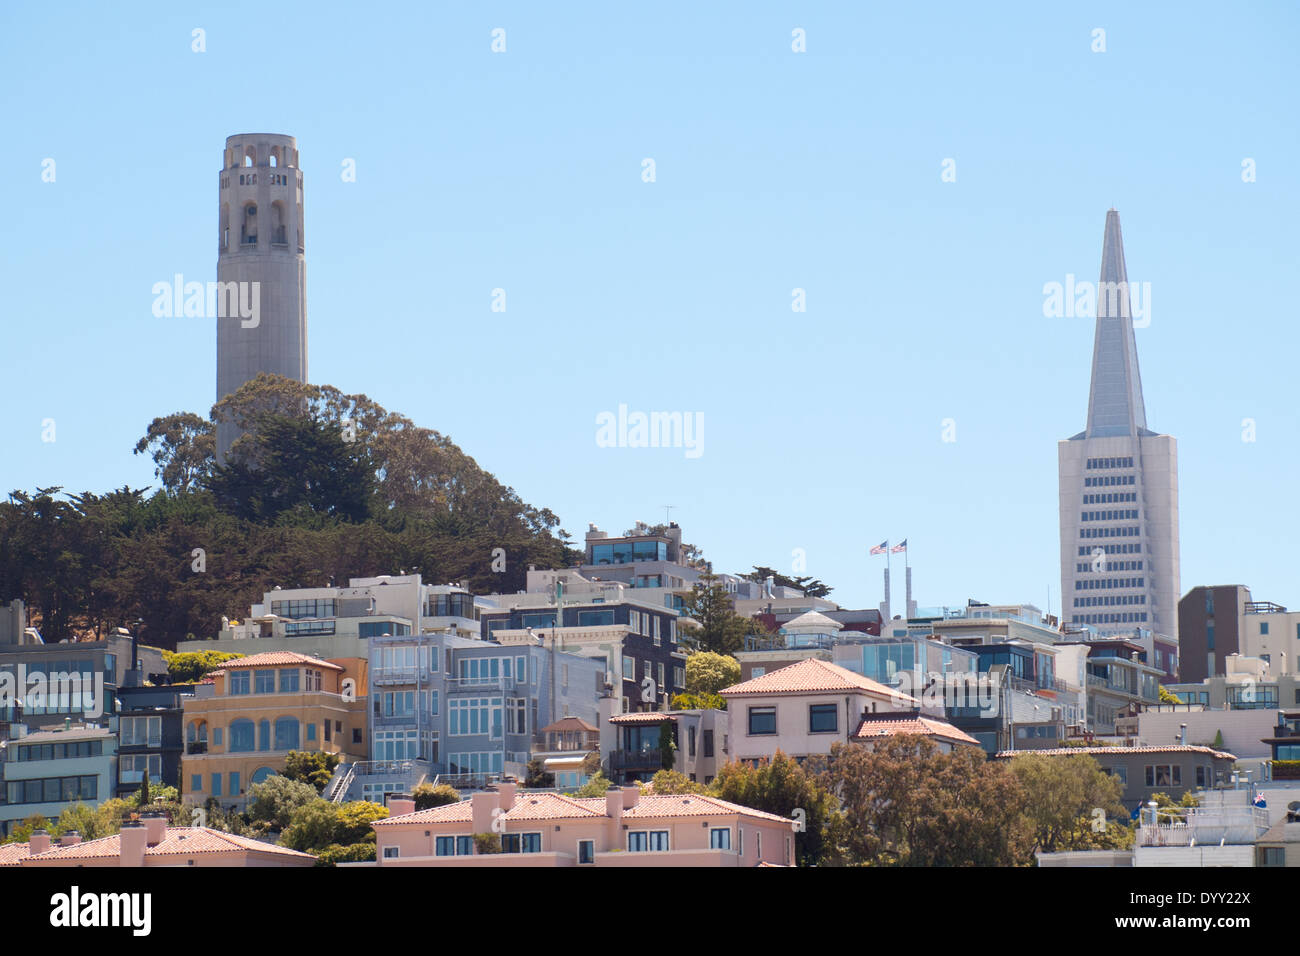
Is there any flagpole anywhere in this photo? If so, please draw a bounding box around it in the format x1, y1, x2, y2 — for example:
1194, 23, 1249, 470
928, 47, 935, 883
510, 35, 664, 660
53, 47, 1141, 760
886, 541, 892, 622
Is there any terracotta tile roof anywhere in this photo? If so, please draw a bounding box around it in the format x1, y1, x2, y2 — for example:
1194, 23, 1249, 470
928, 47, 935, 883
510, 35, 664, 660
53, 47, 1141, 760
994, 745, 1238, 760
212, 651, 343, 672
720, 658, 918, 704
572, 793, 796, 825
372, 792, 605, 827
853, 716, 980, 746
18, 827, 316, 862
608, 713, 676, 725
0, 843, 32, 866
540, 717, 598, 733
374, 792, 796, 827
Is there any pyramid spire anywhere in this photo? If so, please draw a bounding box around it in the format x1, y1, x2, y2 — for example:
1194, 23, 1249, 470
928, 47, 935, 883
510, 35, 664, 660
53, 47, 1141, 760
1084, 208, 1148, 437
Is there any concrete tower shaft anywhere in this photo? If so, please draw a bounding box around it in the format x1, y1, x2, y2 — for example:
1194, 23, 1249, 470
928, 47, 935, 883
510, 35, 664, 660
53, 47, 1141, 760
215, 133, 308, 461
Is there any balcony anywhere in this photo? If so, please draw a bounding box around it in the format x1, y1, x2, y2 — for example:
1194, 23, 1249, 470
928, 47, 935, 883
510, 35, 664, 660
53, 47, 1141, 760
445, 677, 511, 694
186, 741, 208, 755
1138, 806, 1269, 847
609, 749, 663, 774
372, 668, 421, 686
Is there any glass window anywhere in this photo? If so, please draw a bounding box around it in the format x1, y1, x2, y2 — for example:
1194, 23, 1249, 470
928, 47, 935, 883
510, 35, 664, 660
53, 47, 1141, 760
436, 836, 455, 856
254, 670, 276, 693
229, 719, 255, 752
578, 839, 595, 864
212, 773, 223, 796
191, 774, 202, 792
229, 671, 250, 695
748, 707, 777, 735
809, 704, 838, 733
627, 831, 648, 852
710, 827, 731, 850
306, 722, 316, 741
274, 717, 300, 751
648, 830, 669, 851
279, 669, 300, 692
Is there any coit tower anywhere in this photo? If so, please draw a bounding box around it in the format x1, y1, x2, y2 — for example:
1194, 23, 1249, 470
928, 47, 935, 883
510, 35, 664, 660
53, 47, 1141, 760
215, 133, 308, 461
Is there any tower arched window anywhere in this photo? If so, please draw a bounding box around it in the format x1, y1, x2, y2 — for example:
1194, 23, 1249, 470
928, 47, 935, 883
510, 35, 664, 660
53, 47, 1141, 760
271, 200, 287, 246
242, 203, 257, 246
258, 719, 271, 751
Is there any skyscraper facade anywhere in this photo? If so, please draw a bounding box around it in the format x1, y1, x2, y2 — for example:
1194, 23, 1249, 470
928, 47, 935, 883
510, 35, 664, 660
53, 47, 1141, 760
215, 133, 308, 461
1058, 210, 1179, 643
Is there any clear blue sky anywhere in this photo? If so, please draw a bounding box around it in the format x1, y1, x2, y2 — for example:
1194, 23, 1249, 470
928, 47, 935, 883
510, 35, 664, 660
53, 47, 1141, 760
2, 1, 1297, 615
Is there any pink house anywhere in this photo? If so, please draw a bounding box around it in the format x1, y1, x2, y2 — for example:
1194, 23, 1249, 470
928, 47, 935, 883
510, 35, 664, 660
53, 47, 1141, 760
372, 782, 795, 866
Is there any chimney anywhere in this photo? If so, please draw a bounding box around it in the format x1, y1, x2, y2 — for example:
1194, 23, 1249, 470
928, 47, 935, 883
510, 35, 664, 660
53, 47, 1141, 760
605, 788, 623, 825
496, 781, 517, 811
622, 785, 639, 809
119, 821, 147, 867
387, 794, 416, 818
59, 830, 82, 846
29, 829, 51, 855
142, 812, 167, 846
470, 792, 497, 835
64, 717, 71, 732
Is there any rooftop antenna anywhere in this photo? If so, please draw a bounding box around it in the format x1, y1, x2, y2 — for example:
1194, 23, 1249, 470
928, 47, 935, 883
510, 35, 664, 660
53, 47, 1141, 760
663, 505, 675, 525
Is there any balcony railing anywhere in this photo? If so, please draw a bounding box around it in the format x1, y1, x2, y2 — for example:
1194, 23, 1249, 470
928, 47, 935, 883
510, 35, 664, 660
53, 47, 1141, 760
609, 749, 663, 773
371, 668, 420, 685
186, 741, 208, 755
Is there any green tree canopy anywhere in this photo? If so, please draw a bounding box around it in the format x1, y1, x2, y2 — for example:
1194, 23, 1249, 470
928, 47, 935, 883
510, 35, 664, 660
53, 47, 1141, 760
281, 751, 341, 793
162, 649, 244, 683
1008, 753, 1129, 855
813, 738, 1032, 866
711, 750, 838, 866
685, 651, 741, 696
246, 774, 320, 831
412, 782, 461, 810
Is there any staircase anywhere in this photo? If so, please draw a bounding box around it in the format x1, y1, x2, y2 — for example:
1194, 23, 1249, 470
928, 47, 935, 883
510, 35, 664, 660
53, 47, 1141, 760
324, 762, 356, 804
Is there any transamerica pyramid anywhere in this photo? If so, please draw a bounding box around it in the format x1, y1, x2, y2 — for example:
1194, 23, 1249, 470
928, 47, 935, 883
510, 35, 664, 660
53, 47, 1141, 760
1058, 210, 1180, 651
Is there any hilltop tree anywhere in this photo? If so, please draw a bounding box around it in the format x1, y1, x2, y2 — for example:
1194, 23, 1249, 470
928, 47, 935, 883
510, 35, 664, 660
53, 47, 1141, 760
741, 565, 834, 599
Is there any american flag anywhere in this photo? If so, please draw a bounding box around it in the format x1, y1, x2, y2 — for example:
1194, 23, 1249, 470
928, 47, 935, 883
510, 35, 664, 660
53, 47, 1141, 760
869, 540, 888, 555
891, 539, 908, 553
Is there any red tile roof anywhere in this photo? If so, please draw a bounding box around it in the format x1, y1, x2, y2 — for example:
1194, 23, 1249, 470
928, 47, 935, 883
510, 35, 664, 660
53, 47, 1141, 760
374, 792, 798, 828
994, 745, 1238, 760
540, 717, 598, 733
720, 658, 917, 704
212, 651, 343, 671
372, 792, 606, 827
0, 843, 32, 866
573, 793, 796, 825
853, 716, 980, 746
19, 827, 317, 863
608, 713, 677, 725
